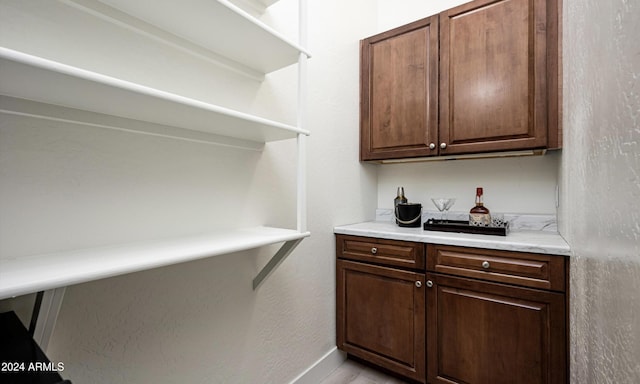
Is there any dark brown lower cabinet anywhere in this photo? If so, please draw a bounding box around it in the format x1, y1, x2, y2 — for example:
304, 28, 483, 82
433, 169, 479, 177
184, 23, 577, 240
337, 259, 426, 382
336, 235, 568, 384
426, 273, 567, 384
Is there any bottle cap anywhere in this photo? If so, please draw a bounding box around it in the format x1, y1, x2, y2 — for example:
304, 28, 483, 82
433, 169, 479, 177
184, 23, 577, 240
476, 187, 483, 195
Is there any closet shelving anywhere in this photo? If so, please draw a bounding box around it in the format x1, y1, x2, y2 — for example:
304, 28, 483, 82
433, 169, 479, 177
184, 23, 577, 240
231, 0, 280, 15
0, 0, 311, 300
62, 0, 311, 79
0, 48, 308, 145
0, 227, 308, 300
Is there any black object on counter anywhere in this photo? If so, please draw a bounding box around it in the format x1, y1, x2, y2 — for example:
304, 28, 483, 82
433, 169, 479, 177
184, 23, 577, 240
396, 203, 422, 228
423, 219, 508, 236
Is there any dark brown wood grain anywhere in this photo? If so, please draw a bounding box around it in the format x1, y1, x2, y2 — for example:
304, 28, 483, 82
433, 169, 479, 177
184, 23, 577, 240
336, 234, 569, 384
360, 0, 563, 161
336, 234, 425, 270
360, 16, 439, 161
426, 272, 567, 384
337, 259, 426, 383
547, 0, 563, 149
439, 0, 549, 155
427, 244, 567, 292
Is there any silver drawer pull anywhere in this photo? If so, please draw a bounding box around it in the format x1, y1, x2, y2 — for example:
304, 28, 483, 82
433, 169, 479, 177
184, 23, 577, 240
426, 280, 433, 288
482, 261, 490, 269
371, 247, 378, 255
415, 281, 422, 288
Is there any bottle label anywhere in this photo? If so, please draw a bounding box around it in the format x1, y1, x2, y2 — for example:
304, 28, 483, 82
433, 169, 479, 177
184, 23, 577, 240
469, 213, 491, 227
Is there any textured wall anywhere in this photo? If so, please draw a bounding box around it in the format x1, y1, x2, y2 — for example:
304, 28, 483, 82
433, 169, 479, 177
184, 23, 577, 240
560, 0, 640, 382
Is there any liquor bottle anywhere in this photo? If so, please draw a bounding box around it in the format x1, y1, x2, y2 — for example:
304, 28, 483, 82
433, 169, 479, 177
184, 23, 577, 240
394, 187, 407, 224
469, 187, 491, 226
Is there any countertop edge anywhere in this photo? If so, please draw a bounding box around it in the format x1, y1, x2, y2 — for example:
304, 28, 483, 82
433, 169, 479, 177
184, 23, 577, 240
334, 222, 571, 257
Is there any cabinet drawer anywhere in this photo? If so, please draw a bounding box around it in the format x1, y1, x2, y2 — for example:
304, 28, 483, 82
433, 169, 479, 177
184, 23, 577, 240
336, 235, 425, 270
427, 245, 566, 291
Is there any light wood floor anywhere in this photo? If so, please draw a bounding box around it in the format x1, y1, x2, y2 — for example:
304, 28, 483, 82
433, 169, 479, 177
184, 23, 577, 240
319, 359, 412, 384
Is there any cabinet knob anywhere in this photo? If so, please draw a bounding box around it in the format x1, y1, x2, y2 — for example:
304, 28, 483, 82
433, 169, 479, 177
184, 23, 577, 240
429, 143, 436, 150
440, 142, 447, 149
482, 261, 490, 269
371, 247, 378, 255
426, 280, 433, 288
415, 281, 422, 288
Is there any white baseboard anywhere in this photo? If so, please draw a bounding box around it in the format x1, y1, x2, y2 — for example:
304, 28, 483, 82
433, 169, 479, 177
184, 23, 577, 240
289, 347, 346, 384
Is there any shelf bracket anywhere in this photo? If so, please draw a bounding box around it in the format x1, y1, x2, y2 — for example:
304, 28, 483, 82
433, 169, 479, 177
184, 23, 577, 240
252, 238, 304, 290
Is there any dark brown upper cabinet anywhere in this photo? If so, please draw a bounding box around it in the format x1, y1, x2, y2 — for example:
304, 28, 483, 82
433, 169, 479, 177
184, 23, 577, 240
360, 0, 561, 161
360, 16, 439, 161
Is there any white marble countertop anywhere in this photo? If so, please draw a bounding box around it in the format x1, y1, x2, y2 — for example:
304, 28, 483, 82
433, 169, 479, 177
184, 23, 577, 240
334, 221, 571, 256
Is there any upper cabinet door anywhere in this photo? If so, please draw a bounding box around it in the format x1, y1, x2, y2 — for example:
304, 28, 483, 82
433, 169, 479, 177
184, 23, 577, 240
360, 16, 439, 161
439, 0, 551, 155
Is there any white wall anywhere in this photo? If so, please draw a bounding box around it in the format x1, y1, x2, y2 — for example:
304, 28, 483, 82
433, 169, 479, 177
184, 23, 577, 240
0, 0, 377, 383
376, 153, 560, 215
560, 0, 640, 382
377, 0, 469, 29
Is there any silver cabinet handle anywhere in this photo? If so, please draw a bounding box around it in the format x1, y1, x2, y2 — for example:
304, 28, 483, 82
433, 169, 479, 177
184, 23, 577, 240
371, 247, 378, 255
429, 143, 436, 150
440, 142, 447, 149
482, 261, 490, 269
426, 280, 433, 288
415, 281, 422, 288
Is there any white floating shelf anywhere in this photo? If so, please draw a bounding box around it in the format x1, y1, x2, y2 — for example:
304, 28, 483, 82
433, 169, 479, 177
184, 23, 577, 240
0, 47, 309, 145
0, 227, 311, 300
230, 0, 280, 14
66, 0, 311, 74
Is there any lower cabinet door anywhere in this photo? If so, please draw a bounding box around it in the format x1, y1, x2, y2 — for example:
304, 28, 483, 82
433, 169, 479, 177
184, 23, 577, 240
426, 273, 567, 384
337, 259, 426, 383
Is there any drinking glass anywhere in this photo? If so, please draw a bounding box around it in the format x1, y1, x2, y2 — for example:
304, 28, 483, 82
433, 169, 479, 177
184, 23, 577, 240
443, 198, 456, 222
491, 213, 505, 227
432, 198, 456, 222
